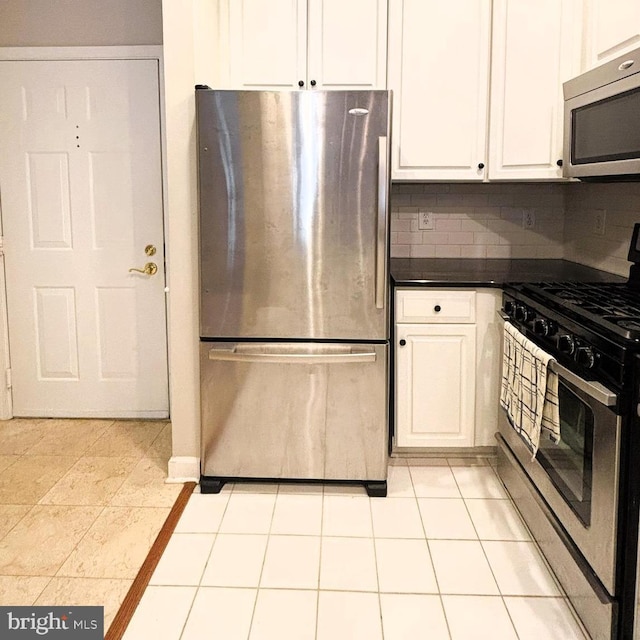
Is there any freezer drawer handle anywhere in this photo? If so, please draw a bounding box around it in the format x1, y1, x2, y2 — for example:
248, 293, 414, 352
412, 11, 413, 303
375, 136, 388, 310
208, 346, 377, 364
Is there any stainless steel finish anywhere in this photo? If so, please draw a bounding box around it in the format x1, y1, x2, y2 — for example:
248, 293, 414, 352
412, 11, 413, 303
498, 382, 621, 594
376, 136, 388, 310
564, 47, 640, 100
200, 341, 388, 480
549, 360, 618, 406
197, 90, 391, 340
497, 437, 615, 640
563, 46, 640, 179
498, 312, 618, 405
207, 342, 377, 364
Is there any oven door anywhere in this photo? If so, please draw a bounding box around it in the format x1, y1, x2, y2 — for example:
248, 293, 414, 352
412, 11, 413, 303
499, 351, 621, 595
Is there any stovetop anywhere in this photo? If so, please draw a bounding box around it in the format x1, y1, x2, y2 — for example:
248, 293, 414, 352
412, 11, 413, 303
514, 281, 640, 343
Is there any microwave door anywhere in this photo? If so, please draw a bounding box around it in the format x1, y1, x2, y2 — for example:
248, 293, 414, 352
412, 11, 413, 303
564, 65, 640, 179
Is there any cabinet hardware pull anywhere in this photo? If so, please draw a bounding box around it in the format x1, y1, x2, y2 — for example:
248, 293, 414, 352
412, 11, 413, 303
556, 159, 563, 167
434, 305, 441, 312
399, 339, 406, 346
310, 79, 316, 86
298, 80, 304, 87
478, 162, 485, 170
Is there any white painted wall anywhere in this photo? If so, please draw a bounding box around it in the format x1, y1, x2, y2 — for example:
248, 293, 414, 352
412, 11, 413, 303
162, 0, 201, 477
0, 0, 162, 46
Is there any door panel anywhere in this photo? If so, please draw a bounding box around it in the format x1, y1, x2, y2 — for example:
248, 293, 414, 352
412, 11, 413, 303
227, 0, 307, 89
200, 341, 388, 480
0, 59, 168, 417
307, 0, 388, 89
197, 89, 390, 340
388, 0, 491, 180
396, 324, 476, 447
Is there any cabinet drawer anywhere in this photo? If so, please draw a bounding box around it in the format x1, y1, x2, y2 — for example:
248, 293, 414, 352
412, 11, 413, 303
396, 290, 476, 323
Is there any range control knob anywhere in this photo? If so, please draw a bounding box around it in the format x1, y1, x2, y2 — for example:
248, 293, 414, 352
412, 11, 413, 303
503, 300, 515, 316
514, 304, 532, 322
533, 318, 549, 336
558, 334, 576, 355
576, 346, 597, 369
533, 318, 557, 337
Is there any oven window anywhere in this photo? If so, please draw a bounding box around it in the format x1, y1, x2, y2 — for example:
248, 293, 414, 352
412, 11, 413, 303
572, 86, 640, 164
536, 381, 594, 527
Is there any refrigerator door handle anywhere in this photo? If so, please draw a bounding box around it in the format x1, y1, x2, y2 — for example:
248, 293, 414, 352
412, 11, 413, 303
376, 136, 388, 310
208, 344, 377, 364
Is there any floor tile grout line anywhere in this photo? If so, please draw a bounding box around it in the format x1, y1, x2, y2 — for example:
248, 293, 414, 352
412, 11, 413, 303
408, 462, 453, 640
52, 504, 108, 580
314, 486, 325, 640
243, 484, 279, 638
0, 502, 37, 546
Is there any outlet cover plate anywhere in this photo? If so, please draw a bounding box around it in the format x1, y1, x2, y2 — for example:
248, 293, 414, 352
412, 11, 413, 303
418, 211, 434, 230
522, 208, 535, 229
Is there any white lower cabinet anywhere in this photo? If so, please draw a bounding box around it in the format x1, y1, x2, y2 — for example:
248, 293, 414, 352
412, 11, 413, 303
395, 288, 501, 449
396, 323, 476, 447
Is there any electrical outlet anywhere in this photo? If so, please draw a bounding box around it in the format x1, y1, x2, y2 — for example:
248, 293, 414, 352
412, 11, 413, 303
522, 208, 535, 230
418, 211, 434, 230
594, 209, 606, 235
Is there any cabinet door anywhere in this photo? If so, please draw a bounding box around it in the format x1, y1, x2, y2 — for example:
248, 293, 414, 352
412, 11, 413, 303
307, 0, 387, 89
387, 0, 491, 181
585, 0, 640, 69
225, 0, 307, 89
489, 0, 582, 180
396, 324, 476, 448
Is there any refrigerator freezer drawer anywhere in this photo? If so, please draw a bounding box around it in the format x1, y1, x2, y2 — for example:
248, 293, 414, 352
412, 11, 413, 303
200, 341, 388, 482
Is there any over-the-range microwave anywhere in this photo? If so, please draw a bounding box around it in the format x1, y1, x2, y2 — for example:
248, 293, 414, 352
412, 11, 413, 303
564, 46, 640, 181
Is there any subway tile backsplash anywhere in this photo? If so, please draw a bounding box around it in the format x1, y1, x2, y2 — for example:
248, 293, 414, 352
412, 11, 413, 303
564, 182, 640, 277
390, 182, 640, 276
390, 183, 565, 259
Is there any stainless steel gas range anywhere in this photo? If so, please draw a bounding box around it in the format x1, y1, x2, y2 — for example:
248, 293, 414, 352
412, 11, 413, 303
497, 224, 640, 640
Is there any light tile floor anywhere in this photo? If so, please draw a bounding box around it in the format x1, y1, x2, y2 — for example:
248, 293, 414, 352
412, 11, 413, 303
0, 417, 181, 631
125, 458, 590, 640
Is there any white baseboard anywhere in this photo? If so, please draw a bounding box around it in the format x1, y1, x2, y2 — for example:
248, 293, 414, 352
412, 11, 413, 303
167, 456, 200, 483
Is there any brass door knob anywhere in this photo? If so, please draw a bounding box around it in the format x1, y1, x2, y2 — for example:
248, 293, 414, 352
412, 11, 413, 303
129, 262, 158, 276
145, 244, 157, 256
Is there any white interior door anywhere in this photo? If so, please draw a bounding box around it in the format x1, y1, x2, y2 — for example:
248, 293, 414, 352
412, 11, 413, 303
0, 59, 169, 418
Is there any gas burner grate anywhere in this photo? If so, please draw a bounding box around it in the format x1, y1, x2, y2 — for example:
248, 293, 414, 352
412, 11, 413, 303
519, 282, 640, 341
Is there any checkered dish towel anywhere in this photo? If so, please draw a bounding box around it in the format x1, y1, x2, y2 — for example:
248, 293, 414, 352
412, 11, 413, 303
500, 321, 561, 459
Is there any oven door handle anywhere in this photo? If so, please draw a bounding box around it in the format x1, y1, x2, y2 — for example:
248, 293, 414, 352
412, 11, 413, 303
497, 311, 618, 407
550, 361, 618, 407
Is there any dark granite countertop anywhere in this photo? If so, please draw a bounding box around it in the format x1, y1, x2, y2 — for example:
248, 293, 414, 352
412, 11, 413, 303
391, 258, 628, 287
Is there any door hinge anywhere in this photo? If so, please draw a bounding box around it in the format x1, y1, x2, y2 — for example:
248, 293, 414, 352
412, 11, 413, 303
5, 368, 11, 390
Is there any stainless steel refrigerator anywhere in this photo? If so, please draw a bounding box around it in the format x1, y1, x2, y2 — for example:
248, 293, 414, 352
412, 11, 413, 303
196, 88, 391, 497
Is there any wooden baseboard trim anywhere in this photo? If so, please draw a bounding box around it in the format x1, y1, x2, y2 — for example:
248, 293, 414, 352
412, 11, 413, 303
105, 481, 197, 640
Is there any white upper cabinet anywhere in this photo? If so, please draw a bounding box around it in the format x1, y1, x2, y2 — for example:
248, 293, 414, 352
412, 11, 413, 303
307, 0, 388, 89
388, 0, 581, 181
584, 0, 640, 70
488, 0, 582, 180
226, 0, 306, 89
387, 0, 492, 181
212, 0, 387, 90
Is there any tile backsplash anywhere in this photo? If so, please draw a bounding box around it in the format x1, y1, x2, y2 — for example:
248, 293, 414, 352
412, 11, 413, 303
564, 182, 640, 277
390, 181, 640, 276
390, 183, 565, 259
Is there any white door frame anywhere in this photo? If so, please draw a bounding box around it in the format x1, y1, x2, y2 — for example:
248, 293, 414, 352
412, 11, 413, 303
0, 45, 168, 420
